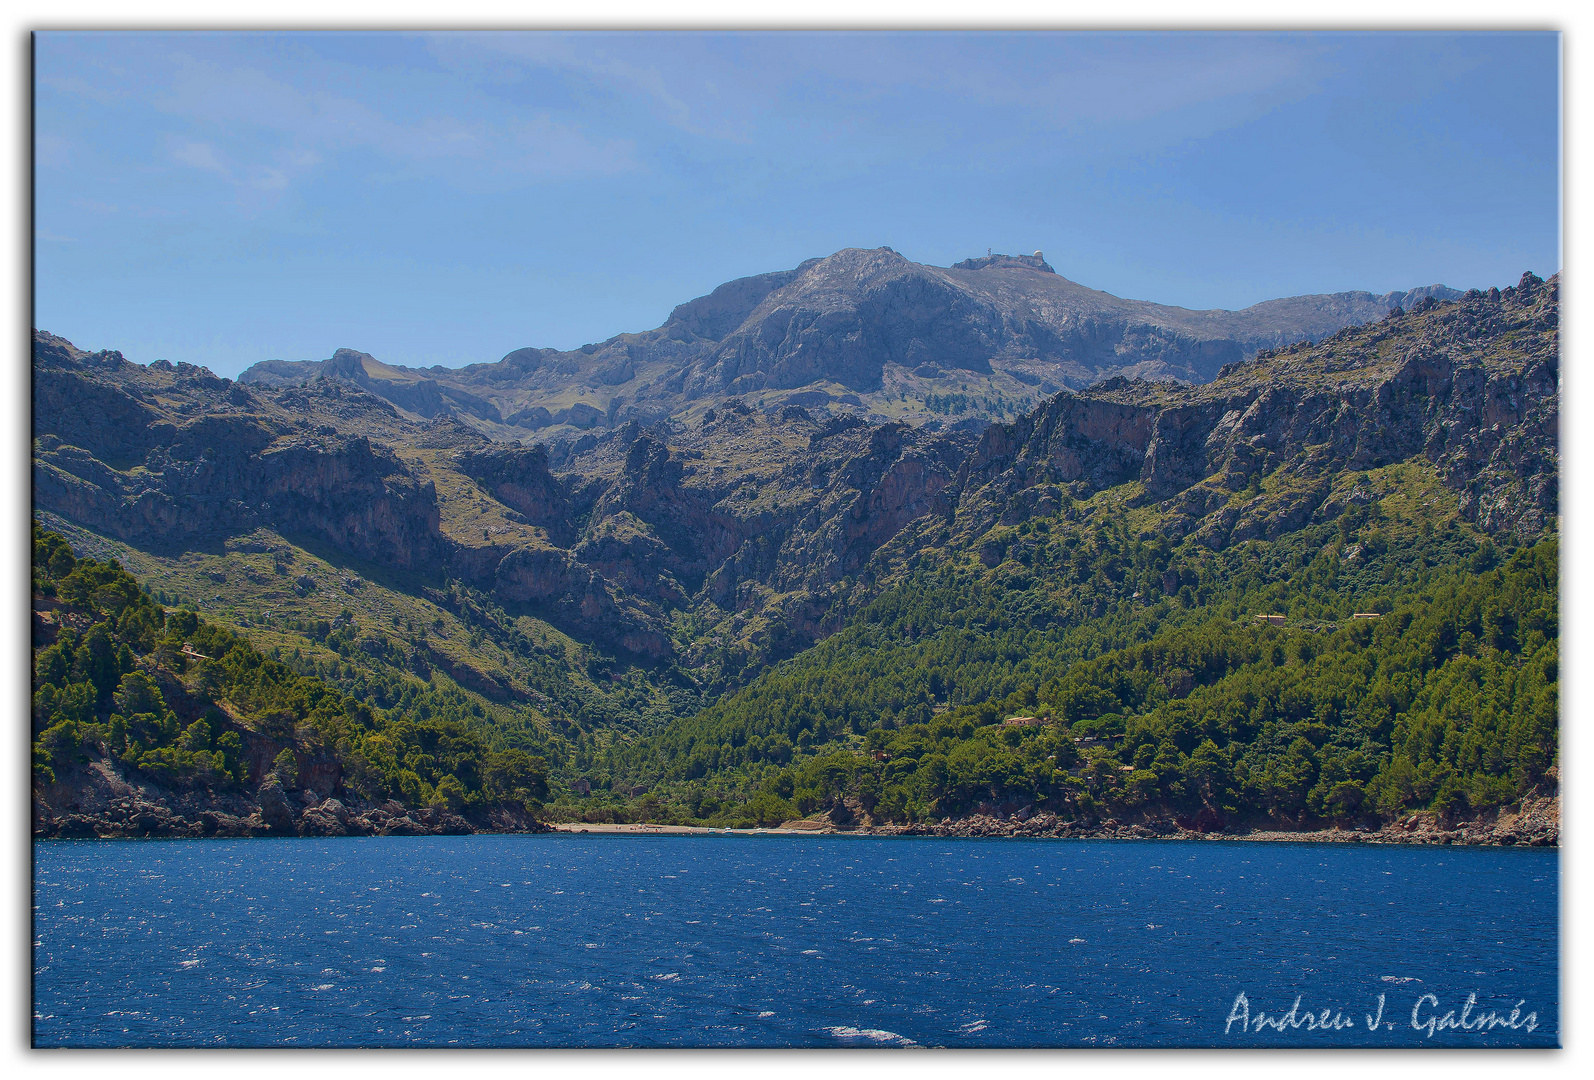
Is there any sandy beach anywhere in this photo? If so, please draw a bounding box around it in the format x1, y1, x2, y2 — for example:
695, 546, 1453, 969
549, 822, 830, 836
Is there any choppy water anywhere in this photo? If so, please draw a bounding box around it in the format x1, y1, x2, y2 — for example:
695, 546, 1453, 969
33, 835, 1557, 1047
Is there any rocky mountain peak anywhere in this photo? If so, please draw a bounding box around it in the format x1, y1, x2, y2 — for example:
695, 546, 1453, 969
950, 251, 1056, 273
325, 349, 376, 378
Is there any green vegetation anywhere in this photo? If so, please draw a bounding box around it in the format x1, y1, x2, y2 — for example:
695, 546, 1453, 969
35, 451, 1558, 833
922, 391, 1033, 417
32, 526, 548, 814
590, 470, 1556, 828
35, 515, 698, 798
742, 538, 1556, 827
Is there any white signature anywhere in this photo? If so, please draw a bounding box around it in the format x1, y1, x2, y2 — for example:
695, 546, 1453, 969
1224, 991, 1540, 1038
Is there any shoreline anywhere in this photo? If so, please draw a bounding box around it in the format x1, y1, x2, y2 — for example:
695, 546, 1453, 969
542, 805, 1559, 847
540, 829, 1557, 848
32, 822, 1560, 848
35, 790, 1557, 848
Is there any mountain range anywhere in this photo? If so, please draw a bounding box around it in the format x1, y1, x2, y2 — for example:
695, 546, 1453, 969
32, 264, 1556, 842
237, 247, 1462, 439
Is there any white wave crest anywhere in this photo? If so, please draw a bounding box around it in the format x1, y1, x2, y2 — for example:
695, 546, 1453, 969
822, 1025, 916, 1046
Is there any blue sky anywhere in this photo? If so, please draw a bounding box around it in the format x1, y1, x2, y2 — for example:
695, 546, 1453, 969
34, 30, 1560, 378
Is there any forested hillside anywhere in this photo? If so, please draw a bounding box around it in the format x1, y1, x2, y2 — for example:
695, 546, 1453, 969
583, 469, 1556, 829
648, 540, 1554, 830
32, 526, 548, 837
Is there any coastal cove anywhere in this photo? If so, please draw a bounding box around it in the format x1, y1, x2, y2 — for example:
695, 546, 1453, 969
33, 834, 1557, 1048
30, 31, 1562, 1057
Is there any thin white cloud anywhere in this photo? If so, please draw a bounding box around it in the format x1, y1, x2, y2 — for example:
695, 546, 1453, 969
426, 30, 1334, 153
145, 47, 637, 194
428, 32, 725, 139
170, 138, 231, 177
38, 70, 133, 107
28, 31, 1356, 208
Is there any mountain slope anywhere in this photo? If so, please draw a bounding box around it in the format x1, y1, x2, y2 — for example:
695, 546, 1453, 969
612, 524, 1556, 839
33, 272, 1555, 827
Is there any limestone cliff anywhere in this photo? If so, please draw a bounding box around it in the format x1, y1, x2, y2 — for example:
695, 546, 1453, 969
34, 337, 446, 571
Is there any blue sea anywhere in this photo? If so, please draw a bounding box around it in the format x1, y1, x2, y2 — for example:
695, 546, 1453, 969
32, 835, 1557, 1047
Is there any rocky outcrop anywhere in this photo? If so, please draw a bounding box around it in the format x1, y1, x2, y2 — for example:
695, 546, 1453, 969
33, 340, 448, 570
453, 442, 576, 541
461, 408, 977, 662
814, 422, 966, 579
950, 274, 1558, 546
487, 540, 671, 658
589, 434, 743, 593
31, 752, 521, 840
861, 792, 1559, 847
35, 426, 444, 568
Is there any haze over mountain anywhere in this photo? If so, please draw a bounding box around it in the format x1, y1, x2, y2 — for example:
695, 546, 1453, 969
239, 247, 1461, 441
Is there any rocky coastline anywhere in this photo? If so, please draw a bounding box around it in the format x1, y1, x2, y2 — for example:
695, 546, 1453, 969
31, 759, 548, 841
841, 794, 1560, 847
37, 789, 1556, 847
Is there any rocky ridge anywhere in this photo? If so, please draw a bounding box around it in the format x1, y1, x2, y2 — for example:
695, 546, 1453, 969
944, 273, 1559, 550
34, 336, 444, 569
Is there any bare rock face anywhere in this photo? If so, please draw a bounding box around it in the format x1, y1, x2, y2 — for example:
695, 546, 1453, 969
590, 434, 742, 592
705, 247, 1007, 393
821, 422, 966, 579
33, 340, 447, 571
490, 542, 671, 657
255, 778, 298, 834
453, 443, 575, 540
666, 260, 821, 341
300, 797, 350, 836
